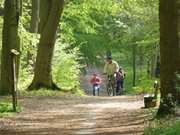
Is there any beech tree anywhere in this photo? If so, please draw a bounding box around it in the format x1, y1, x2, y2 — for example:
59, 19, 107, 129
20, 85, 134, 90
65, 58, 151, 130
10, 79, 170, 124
0, 0, 21, 95
177, 0, 180, 104
158, 0, 179, 115
30, 0, 39, 33
28, 0, 64, 89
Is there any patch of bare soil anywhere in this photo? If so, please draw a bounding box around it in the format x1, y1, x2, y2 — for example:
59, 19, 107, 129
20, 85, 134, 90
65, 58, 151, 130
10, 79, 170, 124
0, 95, 145, 135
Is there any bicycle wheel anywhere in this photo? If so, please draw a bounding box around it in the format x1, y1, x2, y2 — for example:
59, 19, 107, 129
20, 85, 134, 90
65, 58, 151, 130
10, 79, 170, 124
108, 84, 114, 96
107, 83, 112, 96
111, 81, 116, 96
107, 75, 117, 96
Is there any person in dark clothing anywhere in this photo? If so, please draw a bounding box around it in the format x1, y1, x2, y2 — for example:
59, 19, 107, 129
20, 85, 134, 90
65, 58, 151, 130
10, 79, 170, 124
116, 67, 125, 95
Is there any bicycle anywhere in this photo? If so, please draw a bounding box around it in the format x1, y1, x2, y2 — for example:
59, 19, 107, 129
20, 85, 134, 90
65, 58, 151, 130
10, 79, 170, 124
106, 74, 116, 96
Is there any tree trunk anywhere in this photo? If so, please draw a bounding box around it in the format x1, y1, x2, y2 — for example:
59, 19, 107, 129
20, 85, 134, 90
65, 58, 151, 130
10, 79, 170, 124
132, 45, 136, 87
0, 0, 20, 95
147, 59, 151, 78
150, 55, 156, 78
158, 0, 179, 115
27, 0, 40, 68
151, 45, 159, 78
30, 0, 40, 33
176, 0, 180, 104
28, 0, 64, 90
38, 0, 51, 33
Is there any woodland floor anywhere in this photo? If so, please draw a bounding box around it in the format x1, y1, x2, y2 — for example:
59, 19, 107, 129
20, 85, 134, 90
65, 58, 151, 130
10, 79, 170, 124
0, 67, 146, 135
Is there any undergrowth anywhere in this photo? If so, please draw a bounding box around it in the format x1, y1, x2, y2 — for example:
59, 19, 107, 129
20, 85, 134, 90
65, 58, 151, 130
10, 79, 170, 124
144, 118, 180, 135
144, 106, 180, 135
0, 102, 21, 117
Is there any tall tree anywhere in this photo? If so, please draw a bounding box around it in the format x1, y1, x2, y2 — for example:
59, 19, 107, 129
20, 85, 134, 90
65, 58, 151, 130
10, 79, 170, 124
30, 0, 39, 33
0, 0, 21, 95
27, 0, 40, 66
132, 44, 136, 86
177, 0, 180, 104
158, 0, 179, 114
28, 0, 64, 89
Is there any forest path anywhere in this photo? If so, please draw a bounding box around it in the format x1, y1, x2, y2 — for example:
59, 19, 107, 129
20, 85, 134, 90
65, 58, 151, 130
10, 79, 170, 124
0, 67, 146, 135
80, 66, 107, 96
0, 96, 145, 135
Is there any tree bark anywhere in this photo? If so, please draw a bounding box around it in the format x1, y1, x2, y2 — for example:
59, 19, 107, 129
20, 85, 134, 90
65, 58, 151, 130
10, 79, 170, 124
151, 45, 160, 78
27, 0, 40, 67
158, 0, 179, 115
132, 45, 136, 87
38, 0, 51, 33
30, 0, 40, 33
177, 0, 180, 104
0, 0, 20, 95
28, 0, 64, 90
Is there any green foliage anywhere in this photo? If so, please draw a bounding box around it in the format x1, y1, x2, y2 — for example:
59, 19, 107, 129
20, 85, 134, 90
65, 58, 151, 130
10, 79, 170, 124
144, 119, 180, 135
0, 97, 21, 115
132, 76, 155, 94
61, 0, 159, 92
52, 39, 84, 95
18, 22, 39, 90
0, 102, 21, 117
0, 103, 13, 113
125, 67, 156, 94
16, 2, 84, 95
61, 0, 121, 65
0, 0, 160, 95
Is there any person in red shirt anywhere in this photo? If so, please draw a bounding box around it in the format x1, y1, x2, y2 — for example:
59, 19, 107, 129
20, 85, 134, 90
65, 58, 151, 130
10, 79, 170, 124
90, 73, 102, 96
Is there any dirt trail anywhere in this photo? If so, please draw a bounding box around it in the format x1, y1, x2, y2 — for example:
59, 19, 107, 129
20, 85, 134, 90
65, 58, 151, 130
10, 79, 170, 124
80, 66, 107, 96
0, 67, 145, 135
0, 96, 145, 135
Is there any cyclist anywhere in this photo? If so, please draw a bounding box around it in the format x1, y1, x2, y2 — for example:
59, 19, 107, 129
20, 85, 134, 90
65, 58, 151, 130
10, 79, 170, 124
103, 56, 119, 96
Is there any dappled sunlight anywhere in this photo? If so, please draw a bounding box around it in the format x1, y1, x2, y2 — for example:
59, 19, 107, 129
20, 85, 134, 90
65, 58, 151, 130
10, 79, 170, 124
74, 101, 143, 110
0, 96, 145, 135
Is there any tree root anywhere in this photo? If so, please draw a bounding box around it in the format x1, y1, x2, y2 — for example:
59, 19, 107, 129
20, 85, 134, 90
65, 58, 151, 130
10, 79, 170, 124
27, 81, 61, 91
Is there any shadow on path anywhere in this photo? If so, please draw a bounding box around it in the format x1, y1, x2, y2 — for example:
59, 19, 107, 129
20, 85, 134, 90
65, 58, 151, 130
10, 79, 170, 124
0, 95, 145, 135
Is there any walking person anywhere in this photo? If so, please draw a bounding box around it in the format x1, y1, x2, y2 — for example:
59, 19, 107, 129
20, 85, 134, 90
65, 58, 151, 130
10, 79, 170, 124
116, 67, 125, 95
119, 66, 125, 90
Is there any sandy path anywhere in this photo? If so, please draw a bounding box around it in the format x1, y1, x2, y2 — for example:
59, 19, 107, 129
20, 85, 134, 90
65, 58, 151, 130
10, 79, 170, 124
0, 67, 145, 135
0, 96, 145, 135
80, 66, 108, 96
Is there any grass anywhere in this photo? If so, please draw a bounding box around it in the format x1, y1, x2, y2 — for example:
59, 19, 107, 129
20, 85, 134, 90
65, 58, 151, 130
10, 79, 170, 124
0, 101, 21, 117
144, 118, 180, 135
124, 66, 158, 95
144, 106, 180, 135
20, 87, 85, 97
